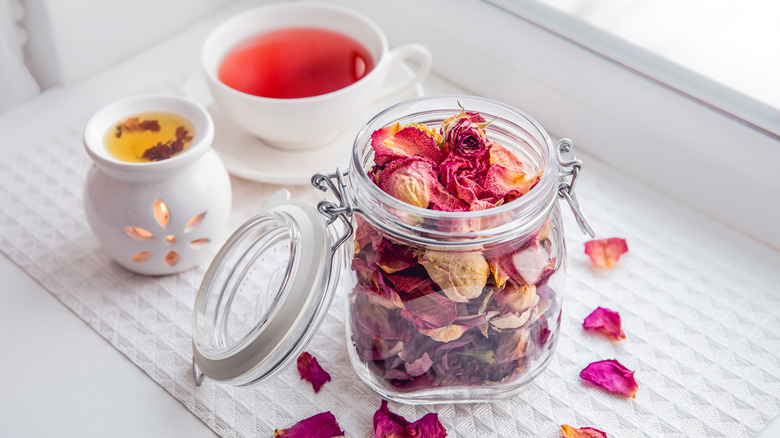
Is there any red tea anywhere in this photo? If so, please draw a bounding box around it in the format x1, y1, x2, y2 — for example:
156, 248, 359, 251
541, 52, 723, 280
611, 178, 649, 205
218, 27, 375, 99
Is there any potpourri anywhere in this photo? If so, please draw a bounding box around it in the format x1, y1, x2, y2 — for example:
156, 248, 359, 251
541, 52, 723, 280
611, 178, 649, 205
349, 107, 559, 390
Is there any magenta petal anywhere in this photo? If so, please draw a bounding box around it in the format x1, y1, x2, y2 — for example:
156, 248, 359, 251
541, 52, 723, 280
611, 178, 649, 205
580, 359, 638, 398
583, 307, 626, 341
373, 400, 447, 438
408, 413, 448, 438
274, 411, 344, 437
297, 352, 332, 393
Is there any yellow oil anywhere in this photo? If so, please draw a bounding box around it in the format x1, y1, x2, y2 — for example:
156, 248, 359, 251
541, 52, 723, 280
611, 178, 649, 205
105, 111, 195, 163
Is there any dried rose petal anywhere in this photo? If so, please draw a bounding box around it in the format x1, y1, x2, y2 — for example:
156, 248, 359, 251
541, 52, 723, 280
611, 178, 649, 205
419, 324, 470, 342
560, 424, 608, 438
374, 238, 417, 274
583, 307, 626, 341
372, 124, 444, 166
379, 157, 438, 208
584, 238, 628, 268
405, 352, 434, 377
429, 181, 469, 212
399, 289, 458, 330
274, 411, 344, 437
297, 352, 331, 393
483, 165, 543, 200
580, 359, 638, 398
419, 250, 490, 303
488, 142, 525, 173
373, 400, 447, 438
438, 151, 490, 205
488, 241, 554, 288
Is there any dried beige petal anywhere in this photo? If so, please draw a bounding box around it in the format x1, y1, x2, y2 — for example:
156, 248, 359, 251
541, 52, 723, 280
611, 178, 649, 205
419, 250, 489, 303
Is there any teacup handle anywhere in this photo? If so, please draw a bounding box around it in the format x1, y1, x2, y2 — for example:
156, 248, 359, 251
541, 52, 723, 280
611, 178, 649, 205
374, 43, 433, 102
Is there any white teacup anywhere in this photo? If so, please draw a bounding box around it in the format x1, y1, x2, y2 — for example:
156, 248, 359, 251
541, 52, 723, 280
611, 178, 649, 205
202, 1, 432, 150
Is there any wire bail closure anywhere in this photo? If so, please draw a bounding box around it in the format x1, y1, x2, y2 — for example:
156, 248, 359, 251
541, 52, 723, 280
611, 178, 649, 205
556, 138, 595, 237
312, 168, 358, 252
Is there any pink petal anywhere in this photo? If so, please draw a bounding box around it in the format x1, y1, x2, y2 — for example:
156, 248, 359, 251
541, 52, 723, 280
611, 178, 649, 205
580, 359, 638, 398
405, 352, 434, 377
297, 352, 331, 393
274, 411, 344, 437
488, 142, 525, 174
560, 424, 608, 438
483, 165, 543, 200
583, 307, 626, 341
399, 290, 458, 330
372, 124, 444, 166
488, 241, 554, 288
584, 238, 628, 268
373, 400, 447, 438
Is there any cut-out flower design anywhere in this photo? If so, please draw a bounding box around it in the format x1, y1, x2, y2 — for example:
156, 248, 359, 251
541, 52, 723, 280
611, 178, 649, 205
123, 199, 210, 267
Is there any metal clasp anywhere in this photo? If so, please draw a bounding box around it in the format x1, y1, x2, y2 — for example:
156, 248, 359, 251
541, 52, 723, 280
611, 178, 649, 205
557, 138, 595, 237
311, 168, 359, 252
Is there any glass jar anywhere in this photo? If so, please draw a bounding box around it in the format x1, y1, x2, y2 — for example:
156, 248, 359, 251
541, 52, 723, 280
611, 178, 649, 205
191, 95, 592, 403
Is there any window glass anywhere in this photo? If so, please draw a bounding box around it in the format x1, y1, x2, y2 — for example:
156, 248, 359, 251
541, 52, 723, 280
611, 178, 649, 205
487, 0, 780, 136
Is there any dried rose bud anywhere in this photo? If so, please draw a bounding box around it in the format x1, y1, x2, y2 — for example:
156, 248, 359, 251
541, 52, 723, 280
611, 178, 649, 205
274, 411, 344, 437
583, 307, 626, 341
560, 424, 608, 437
584, 238, 628, 268
580, 359, 638, 398
443, 116, 488, 157
297, 352, 331, 393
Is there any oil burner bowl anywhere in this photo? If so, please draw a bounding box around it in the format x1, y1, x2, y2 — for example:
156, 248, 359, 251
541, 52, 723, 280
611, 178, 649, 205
83, 94, 232, 275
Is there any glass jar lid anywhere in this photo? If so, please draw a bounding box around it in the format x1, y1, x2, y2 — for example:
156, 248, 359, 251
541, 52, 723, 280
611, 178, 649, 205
192, 190, 340, 386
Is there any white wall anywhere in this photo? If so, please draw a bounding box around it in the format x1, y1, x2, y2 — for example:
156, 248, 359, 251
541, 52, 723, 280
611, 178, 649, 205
22, 0, 234, 89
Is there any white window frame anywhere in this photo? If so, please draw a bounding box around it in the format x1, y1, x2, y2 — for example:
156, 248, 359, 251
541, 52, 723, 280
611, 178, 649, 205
334, 0, 780, 249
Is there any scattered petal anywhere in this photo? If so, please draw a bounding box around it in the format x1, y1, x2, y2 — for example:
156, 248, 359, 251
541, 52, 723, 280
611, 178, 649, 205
274, 411, 344, 437
297, 352, 331, 393
583, 307, 626, 341
580, 359, 638, 398
584, 238, 628, 268
560, 424, 608, 438
373, 400, 447, 438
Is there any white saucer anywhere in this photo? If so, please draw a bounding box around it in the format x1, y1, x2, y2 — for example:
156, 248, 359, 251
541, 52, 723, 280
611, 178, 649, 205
180, 64, 425, 185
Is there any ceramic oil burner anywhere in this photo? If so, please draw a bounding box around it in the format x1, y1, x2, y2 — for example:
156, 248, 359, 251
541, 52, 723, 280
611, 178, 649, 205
83, 94, 232, 275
